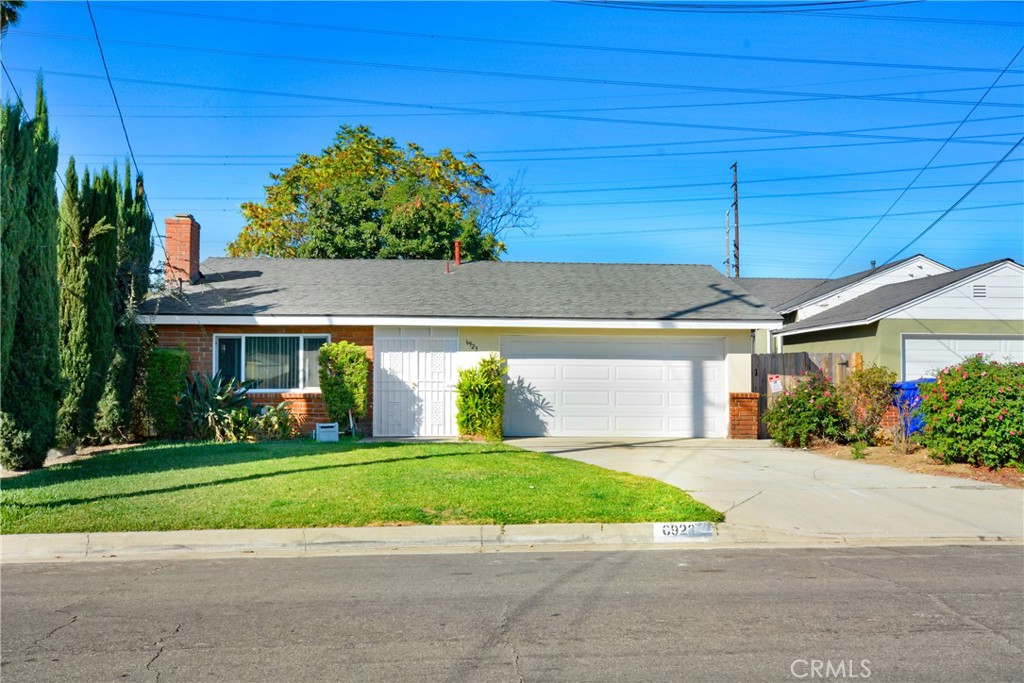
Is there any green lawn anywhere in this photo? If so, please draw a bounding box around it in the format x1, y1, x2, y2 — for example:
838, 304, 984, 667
0, 440, 722, 534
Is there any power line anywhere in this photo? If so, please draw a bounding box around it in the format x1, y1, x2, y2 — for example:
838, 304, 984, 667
62, 115, 1023, 164
572, 0, 1022, 26
821, 44, 1024, 279
135, 158, 1022, 199
540, 178, 1021, 208
99, 4, 1022, 74
14, 33, 1024, 110
14, 65, 1022, 148
526, 200, 1022, 240
883, 136, 1024, 264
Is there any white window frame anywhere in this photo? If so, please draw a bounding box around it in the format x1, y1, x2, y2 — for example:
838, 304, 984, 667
213, 333, 330, 393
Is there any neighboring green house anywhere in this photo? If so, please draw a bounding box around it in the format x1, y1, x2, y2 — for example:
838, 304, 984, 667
757, 258, 1024, 380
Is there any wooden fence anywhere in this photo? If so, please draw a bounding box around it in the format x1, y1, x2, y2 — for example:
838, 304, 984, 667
750, 352, 862, 438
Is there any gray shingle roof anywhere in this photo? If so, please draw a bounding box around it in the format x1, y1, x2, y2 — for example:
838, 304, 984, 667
140, 258, 780, 322
734, 277, 825, 311
777, 259, 1015, 335
765, 254, 937, 313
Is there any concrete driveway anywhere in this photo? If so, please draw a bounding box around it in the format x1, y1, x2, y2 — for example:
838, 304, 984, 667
507, 438, 1024, 542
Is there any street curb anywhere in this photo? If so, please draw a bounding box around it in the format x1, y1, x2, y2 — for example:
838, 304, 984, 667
2, 524, 1021, 563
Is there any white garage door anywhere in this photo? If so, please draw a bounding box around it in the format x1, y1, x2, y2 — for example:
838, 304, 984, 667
502, 336, 727, 438
902, 334, 1024, 380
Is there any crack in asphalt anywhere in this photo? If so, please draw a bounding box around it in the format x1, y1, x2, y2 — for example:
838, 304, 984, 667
499, 601, 525, 683
145, 623, 183, 683
32, 610, 78, 651
925, 594, 1020, 653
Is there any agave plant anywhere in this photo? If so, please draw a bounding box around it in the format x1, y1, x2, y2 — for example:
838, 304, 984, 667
176, 372, 255, 442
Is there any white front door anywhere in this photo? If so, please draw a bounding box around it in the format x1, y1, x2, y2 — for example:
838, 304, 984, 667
374, 329, 458, 437
502, 335, 728, 438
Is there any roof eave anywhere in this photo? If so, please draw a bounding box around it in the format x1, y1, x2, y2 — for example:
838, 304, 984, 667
138, 313, 783, 331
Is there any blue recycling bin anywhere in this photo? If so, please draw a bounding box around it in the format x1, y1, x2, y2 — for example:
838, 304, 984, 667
891, 378, 937, 435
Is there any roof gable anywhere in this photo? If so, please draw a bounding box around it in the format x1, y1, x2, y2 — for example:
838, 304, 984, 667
776, 254, 950, 314
776, 259, 1020, 336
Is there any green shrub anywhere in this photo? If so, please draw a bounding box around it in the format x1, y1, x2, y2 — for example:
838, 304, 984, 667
145, 348, 190, 438
762, 371, 848, 448
839, 365, 898, 445
0, 412, 35, 470
919, 355, 1024, 468
456, 355, 506, 441
253, 402, 297, 441
176, 371, 254, 442
319, 342, 369, 429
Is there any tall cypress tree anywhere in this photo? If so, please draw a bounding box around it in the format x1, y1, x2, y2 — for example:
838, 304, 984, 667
56, 161, 118, 445
96, 162, 153, 440
0, 101, 30, 381
1, 78, 61, 469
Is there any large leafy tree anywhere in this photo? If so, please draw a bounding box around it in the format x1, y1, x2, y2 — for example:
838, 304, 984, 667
0, 78, 61, 470
227, 125, 531, 261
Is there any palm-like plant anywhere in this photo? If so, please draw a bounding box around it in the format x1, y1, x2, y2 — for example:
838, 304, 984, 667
176, 372, 255, 442
1, 0, 25, 37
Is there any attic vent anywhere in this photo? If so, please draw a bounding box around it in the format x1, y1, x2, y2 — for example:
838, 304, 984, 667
973, 284, 987, 299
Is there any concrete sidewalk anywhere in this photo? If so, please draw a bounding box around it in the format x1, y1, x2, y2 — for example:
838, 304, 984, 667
4, 520, 1017, 564
4, 438, 1020, 564
508, 437, 1024, 541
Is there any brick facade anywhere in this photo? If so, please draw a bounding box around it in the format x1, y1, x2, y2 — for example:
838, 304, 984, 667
156, 324, 373, 435
729, 392, 760, 439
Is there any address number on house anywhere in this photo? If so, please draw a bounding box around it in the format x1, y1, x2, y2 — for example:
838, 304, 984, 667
653, 521, 714, 542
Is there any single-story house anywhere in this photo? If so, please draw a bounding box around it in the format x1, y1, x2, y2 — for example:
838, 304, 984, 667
755, 258, 1024, 380
139, 215, 782, 438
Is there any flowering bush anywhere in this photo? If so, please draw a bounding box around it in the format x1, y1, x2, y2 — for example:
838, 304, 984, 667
919, 355, 1024, 468
839, 365, 897, 445
762, 371, 849, 448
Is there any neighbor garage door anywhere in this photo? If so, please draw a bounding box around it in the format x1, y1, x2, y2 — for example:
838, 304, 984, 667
902, 334, 1024, 380
502, 336, 727, 438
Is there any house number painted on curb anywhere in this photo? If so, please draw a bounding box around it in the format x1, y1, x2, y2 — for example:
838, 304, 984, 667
653, 521, 714, 542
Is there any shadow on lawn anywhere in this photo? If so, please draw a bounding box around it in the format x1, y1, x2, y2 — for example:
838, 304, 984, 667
0, 440, 461, 491
4, 449, 511, 511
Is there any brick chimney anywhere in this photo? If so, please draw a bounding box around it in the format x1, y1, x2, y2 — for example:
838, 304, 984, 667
164, 214, 201, 286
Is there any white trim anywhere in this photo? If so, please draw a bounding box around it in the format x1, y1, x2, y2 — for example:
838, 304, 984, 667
773, 261, 1021, 338
213, 332, 330, 393
776, 255, 950, 314
141, 314, 781, 331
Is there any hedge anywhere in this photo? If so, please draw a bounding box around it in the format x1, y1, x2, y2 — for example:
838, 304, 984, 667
319, 342, 369, 430
145, 348, 190, 438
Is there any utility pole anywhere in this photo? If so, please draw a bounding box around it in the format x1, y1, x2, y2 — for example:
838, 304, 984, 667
731, 162, 740, 278
724, 209, 731, 277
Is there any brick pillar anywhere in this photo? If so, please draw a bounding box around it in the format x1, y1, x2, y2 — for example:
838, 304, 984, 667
729, 392, 760, 439
164, 214, 201, 286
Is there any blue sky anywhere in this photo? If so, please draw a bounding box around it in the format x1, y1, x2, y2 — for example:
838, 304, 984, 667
2, 0, 1022, 277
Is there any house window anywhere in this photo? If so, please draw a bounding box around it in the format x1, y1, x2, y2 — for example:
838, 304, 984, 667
215, 334, 329, 391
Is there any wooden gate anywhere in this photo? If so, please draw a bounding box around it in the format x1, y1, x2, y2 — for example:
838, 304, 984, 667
750, 352, 862, 438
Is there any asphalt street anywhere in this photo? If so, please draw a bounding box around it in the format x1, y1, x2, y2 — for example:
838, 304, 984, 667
2, 545, 1021, 682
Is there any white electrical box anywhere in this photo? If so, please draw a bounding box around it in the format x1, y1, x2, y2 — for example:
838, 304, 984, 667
315, 422, 340, 443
